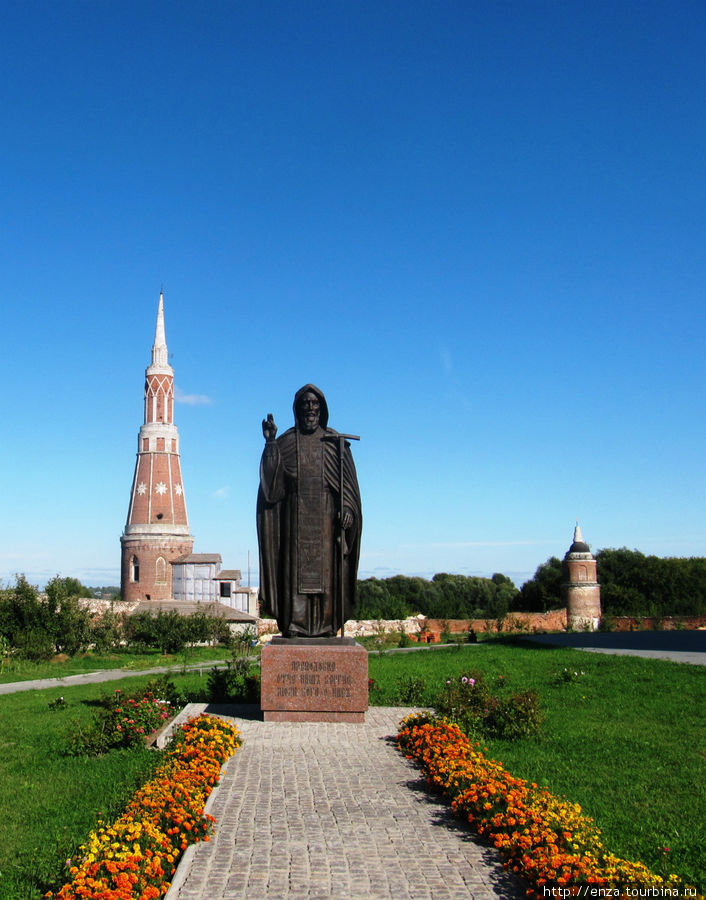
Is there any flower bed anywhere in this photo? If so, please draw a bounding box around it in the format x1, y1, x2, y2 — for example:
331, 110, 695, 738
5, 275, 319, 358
67, 679, 184, 756
397, 713, 702, 898
49, 714, 241, 900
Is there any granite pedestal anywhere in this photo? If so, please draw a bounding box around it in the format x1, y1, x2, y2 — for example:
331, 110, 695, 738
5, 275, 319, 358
260, 637, 368, 722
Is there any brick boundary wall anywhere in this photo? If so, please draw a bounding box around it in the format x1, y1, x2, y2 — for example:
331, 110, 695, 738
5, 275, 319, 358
258, 610, 568, 642
606, 615, 706, 631
221, 612, 706, 642
419, 610, 568, 641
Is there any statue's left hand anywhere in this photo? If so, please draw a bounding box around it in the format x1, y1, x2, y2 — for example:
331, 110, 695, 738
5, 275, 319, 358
342, 507, 354, 530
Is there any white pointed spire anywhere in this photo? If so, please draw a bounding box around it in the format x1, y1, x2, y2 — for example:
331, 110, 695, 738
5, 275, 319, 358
151, 291, 169, 368
573, 521, 584, 544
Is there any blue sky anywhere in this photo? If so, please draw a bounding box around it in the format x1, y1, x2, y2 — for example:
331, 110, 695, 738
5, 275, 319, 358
2, 1, 705, 589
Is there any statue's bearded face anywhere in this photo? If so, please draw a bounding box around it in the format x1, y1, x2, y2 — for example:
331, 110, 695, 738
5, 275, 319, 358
297, 392, 321, 434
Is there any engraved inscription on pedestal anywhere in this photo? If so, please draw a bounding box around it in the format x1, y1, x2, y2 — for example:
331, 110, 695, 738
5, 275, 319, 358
275, 660, 354, 702
261, 641, 368, 722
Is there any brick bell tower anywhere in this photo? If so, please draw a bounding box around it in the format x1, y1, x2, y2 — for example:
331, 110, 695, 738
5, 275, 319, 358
120, 293, 194, 602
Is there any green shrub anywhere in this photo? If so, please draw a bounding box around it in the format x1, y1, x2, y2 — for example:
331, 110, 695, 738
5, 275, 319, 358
16, 627, 54, 661
491, 689, 543, 739
434, 671, 542, 741
554, 667, 586, 685
393, 674, 428, 705
133, 674, 186, 707
231, 625, 257, 656
210, 616, 235, 647
206, 658, 259, 703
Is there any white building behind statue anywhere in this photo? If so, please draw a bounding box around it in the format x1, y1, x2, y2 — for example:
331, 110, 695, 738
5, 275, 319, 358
171, 553, 258, 616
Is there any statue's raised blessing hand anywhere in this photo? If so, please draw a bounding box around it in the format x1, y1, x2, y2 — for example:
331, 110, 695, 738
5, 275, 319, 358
262, 413, 277, 442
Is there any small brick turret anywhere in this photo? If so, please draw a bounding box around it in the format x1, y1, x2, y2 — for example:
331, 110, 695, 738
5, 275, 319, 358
120, 293, 194, 601
563, 523, 601, 631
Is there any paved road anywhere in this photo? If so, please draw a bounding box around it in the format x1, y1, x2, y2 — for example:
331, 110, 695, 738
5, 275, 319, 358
4, 632, 704, 696
0, 660, 229, 695
0, 645, 470, 696
524, 630, 706, 666
3, 631, 705, 697
165, 705, 523, 900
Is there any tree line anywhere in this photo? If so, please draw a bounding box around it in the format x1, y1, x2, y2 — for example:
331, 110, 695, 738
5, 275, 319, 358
356, 550, 706, 621
514, 548, 706, 618
0, 576, 232, 660
354, 572, 519, 621
3, 548, 704, 659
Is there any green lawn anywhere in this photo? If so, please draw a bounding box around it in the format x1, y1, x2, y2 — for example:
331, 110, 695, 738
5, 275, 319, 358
369, 640, 706, 892
0, 669, 207, 900
0, 646, 230, 684
2, 642, 704, 897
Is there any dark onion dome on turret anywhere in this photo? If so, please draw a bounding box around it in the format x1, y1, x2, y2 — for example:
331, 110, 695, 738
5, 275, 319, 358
566, 523, 591, 556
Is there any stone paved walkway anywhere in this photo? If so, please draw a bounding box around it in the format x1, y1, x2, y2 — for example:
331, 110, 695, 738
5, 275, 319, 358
165, 705, 524, 900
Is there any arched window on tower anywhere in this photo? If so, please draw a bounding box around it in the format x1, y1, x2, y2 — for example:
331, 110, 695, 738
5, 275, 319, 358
155, 557, 167, 584
131, 556, 140, 583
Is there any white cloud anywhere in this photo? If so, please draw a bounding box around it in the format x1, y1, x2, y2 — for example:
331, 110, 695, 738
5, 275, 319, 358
212, 486, 230, 499
175, 385, 213, 406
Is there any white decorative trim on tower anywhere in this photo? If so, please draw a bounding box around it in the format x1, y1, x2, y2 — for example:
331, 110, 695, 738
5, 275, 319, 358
120, 294, 194, 602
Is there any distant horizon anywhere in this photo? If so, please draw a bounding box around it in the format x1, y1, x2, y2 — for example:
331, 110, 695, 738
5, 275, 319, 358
9, 542, 705, 596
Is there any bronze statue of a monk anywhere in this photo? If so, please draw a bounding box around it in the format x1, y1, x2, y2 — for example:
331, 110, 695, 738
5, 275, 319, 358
257, 384, 362, 638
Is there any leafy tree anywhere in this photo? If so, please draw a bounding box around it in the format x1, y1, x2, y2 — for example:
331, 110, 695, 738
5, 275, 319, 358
354, 572, 518, 620
124, 611, 157, 650
46, 576, 85, 601
149, 610, 187, 654
0, 575, 91, 658
514, 557, 564, 612
181, 609, 213, 645
355, 578, 403, 619
488, 575, 516, 619
596, 548, 706, 617
44, 575, 92, 654
91, 608, 124, 652
0, 575, 45, 646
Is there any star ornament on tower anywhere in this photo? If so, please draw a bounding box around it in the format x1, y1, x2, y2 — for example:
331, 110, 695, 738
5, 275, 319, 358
120, 293, 194, 604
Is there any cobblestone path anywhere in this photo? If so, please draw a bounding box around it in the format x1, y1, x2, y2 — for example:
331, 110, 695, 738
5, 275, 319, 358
166, 705, 523, 900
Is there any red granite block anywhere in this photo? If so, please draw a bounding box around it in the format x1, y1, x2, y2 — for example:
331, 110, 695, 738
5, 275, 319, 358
261, 640, 368, 722
263, 710, 365, 722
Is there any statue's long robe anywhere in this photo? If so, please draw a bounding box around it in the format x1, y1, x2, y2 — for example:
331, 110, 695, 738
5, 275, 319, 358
257, 425, 361, 637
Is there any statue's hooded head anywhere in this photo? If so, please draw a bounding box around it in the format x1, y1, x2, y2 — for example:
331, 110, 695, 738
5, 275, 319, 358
293, 383, 329, 433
